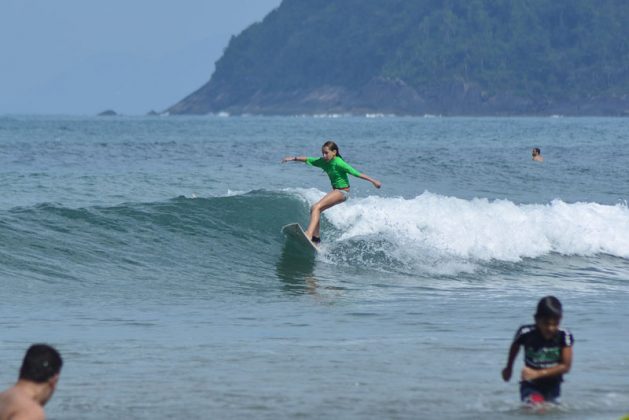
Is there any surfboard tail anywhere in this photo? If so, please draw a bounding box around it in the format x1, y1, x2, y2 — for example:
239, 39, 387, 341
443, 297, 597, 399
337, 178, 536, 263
281, 223, 319, 253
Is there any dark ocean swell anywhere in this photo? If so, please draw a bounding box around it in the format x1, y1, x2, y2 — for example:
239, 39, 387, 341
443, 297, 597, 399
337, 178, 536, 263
0, 191, 309, 290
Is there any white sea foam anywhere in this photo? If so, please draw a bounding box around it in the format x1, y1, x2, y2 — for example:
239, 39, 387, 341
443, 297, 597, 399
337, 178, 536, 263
312, 113, 345, 118
294, 190, 629, 263
226, 189, 250, 197
365, 113, 395, 118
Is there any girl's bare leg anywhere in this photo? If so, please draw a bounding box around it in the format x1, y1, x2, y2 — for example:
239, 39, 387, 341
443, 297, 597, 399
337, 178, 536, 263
305, 190, 346, 240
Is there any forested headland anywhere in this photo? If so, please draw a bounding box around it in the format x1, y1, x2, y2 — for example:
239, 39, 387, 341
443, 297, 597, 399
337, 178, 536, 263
169, 0, 629, 116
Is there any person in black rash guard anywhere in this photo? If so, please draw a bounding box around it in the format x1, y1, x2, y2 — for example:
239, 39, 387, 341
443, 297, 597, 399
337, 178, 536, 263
501, 296, 574, 404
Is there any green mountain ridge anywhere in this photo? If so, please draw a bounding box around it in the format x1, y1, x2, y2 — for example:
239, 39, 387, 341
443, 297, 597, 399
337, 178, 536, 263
169, 0, 629, 116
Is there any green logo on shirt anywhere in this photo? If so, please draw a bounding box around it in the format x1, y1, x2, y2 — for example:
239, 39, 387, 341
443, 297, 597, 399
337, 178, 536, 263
526, 347, 560, 364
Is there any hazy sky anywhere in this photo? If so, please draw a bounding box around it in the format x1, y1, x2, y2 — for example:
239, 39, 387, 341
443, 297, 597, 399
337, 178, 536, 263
0, 0, 281, 115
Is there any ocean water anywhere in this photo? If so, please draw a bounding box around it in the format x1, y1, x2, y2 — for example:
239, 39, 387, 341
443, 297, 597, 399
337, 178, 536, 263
0, 115, 628, 419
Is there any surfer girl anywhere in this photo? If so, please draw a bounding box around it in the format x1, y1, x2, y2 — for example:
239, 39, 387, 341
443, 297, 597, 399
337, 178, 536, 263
282, 140, 381, 243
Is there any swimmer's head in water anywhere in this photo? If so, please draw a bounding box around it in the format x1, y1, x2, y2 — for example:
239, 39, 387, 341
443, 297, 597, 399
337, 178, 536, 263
322, 140, 342, 161
532, 147, 541, 156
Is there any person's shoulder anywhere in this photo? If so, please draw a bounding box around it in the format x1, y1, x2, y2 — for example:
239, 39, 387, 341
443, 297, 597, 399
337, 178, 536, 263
0, 387, 19, 411
516, 324, 536, 334
0, 389, 45, 420
514, 324, 536, 340
558, 327, 574, 346
333, 157, 351, 167
12, 402, 45, 420
307, 157, 325, 166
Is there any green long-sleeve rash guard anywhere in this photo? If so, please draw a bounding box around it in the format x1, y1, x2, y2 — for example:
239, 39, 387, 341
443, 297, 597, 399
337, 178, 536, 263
306, 156, 361, 189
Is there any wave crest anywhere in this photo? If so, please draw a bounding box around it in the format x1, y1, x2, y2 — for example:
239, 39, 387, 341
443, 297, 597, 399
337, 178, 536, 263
315, 192, 629, 264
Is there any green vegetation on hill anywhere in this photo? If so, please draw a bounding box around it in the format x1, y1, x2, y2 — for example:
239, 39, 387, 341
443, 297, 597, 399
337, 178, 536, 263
380, 0, 629, 99
171, 0, 629, 115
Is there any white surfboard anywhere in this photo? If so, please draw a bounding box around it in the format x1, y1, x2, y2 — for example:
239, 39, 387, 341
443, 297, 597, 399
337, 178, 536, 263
281, 223, 319, 252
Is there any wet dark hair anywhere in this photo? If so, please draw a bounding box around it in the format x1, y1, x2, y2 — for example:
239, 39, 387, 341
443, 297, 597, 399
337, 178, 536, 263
19, 344, 63, 383
533, 147, 541, 155
322, 140, 342, 160
535, 296, 562, 320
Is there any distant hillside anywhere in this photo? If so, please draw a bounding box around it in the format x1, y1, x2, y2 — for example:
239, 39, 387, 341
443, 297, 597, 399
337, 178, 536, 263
168, 0, 629, 116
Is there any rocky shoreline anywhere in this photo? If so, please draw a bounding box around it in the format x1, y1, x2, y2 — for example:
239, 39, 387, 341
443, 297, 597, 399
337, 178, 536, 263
168, 77, 629, 117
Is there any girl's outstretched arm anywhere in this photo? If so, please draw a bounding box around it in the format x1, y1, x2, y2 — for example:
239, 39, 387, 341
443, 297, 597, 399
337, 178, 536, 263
358, 173, 382, 188
281, 156, 307, 163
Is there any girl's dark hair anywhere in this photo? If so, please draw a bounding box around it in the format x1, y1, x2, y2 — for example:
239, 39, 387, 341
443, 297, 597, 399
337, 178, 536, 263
322, 140, 342, 160
535, 296, 562, 319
